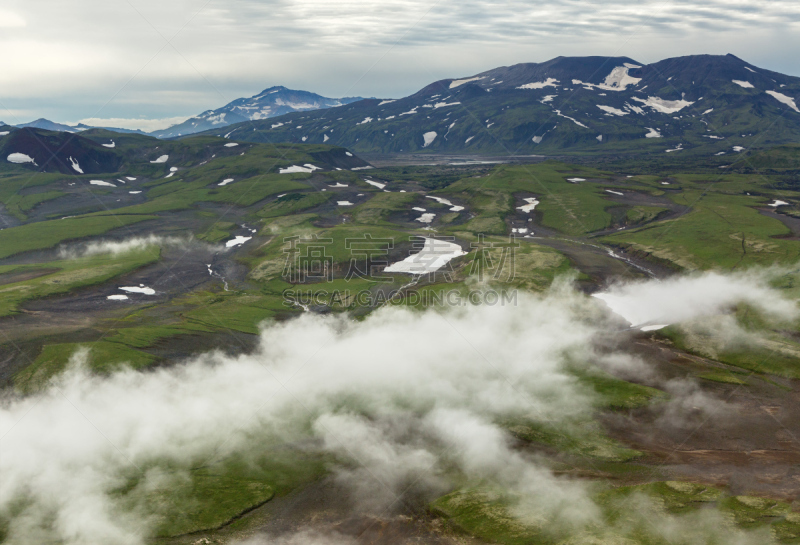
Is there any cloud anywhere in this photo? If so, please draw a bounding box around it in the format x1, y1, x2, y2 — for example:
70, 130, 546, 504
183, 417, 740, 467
0, 9, 25, 27
57, 234, 201, 259
1, 269, 797, 543
593, 268, 799, 328
76, 116, 191, 132
1, 0, 799, 122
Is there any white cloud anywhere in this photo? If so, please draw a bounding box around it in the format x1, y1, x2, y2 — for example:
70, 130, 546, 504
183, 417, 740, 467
77, 116, 191, 131
1, 268, 795, 543
0, 8, 25, 27
0, 0, 799, 125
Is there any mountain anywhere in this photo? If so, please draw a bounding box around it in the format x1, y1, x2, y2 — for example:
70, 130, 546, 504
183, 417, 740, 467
18, 118, 86, 133
15, 118, 149, 135
151, 86, 365, 139
0, 128, 122, 174
199, 54, 800, 157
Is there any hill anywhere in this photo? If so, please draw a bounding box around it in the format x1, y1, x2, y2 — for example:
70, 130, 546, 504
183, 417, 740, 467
0, 128, 122, 174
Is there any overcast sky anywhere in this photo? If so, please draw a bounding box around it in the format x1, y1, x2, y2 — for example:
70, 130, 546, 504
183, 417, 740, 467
1, 0, 799, 130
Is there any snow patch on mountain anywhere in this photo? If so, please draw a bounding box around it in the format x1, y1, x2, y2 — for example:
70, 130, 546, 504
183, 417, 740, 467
733, 80, 755, 89
645, 128, 662, 138
68, 157, 83, 174
597, 105, 628, 116
517, 78, 559, 90
449, 76, 485, 89
554, 110, 588, 128
766, 91, 800, 113
632, 96, 694, 114
422, 131, 437, 147
600, 65, 642, 91
7, 153, 35, 164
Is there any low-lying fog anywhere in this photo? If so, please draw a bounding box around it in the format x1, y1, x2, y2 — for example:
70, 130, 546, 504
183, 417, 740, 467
1, 267, 797, 544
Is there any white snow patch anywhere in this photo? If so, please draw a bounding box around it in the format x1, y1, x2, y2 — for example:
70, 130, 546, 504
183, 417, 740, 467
465, 136, 475, 144
768, 200, 789, 207
224, 142, 239, 147
732, 80, 755, 89
225, 236, 252, 248
426, 195, 464, 212
68, 157, 83, 174
517, 198, 539, 213
90, 180, 116, 187
337, 201, 354, 206
126, 177, 137, 181
150, 154, 169, 164
449, 76, 485, 89
279, 164, 320, 174
7, 153, 35, 164
384, 238, 466, 274
625, 103, 644, 114
364, 179, 386, 189
540, 95, 557, 103
601, 66, 641, 91
412, 207, 427, 212
517, 78, 559, 90
351, 166, 374, 171
129, 191, 142, 194
632, 96, 694, 114
357, 117, 373, 125
567, 178, 585, 183
766, 91, 800, 113
378, 99, 396, 106
532, 136, 543, 144
733, 146, 746, 152
323, 134, 330, 142
346, 152, 353, 156
415, 213, 436, 223
119, 286, 155, 295
597, 105, 628, 116
554, 110, 588, 128
329, 183, 348, 188
107, 295, 129, 301
218, 178, 235, 186
702, 108, 714, 115
605, 190, 624, 196
271, 122, 285, 129
102, 141, 116, 148
645, 127, 662, 138
422, 131, 437, 147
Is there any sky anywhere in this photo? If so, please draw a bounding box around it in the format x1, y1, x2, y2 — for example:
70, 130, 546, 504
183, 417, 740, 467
1, 0, 799, 131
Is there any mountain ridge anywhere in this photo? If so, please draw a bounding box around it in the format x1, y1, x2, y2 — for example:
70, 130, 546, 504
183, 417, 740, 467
150, 86, 365, 139
198, 54, 800, 157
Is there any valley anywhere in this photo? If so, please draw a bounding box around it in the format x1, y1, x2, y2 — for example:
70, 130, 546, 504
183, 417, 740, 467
2, 117, 800, 544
